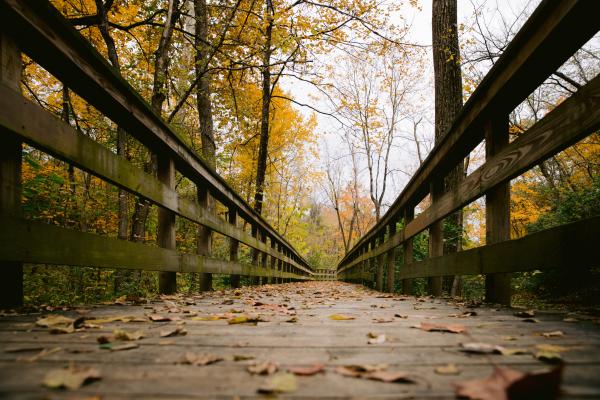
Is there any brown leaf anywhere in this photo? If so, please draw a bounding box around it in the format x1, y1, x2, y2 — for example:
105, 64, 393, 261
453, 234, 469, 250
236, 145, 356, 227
414, 322, 466, 334
149, 314, 171, 322
335, 364, 387, 377
103, 342, 139, 351
42, 365, 101, 390
113, 329, 144, 341
179, 352, 223, 366
160, 326, 187, 337
460, 342, 503, 354
364, 370, 414, 383
233, 354, 255, 361
287, 363, 325, 376
521, 318, 540, 323
394, 314, 408, 319
535, 344, 570, 353
247, 361, 279, 375
228, 314, 265, 325
534, 351, 563, 364
454, 365, 563, 400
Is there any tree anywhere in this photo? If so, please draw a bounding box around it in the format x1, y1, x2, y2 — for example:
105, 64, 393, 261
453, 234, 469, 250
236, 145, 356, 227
430, 0, 464, 297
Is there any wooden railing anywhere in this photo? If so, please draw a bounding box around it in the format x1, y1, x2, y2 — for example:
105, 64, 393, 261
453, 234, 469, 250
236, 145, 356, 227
337, 0, 600, 304
314, 269, 337, 281
0, 1, 313, 308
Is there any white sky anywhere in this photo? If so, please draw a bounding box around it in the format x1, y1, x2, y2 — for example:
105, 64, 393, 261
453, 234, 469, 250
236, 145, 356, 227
281, 0, 535, 209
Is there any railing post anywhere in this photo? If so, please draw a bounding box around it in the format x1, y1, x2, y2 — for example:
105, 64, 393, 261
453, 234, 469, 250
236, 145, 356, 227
386, 220, 397, 293
157, 157, 177, 294
376, 231, 385, 291
0, 33, 23, 308
250, 225, 260, 285
485, 116, 512, 305
402, 208, 414, 295
428, 180, 443, 296
228, 207, 240, 288
196, 185, 212, 291
260, 230, 268, 285
277, 243, 283, 283
269, 237, 276, 283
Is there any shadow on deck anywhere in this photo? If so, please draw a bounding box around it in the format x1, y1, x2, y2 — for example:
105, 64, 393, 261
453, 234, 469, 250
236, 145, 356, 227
1, 281, 599, 399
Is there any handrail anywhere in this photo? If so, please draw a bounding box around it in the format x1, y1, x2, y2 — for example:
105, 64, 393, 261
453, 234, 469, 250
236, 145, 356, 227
337, 0, 600, 304
339, 0, 600, 266
0, 0, 309, 270
0, 0, 313, 307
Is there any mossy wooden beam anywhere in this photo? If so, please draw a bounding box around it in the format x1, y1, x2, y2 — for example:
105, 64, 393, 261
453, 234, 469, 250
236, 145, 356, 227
0, 216, 309, 280
0, 85, 311, 276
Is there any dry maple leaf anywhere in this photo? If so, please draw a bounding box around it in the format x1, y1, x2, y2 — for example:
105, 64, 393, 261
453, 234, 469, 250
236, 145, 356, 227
149, 314, 171, 322
179, 352, 223, 366
113, 329, 144, 341
160, 326, 187, 337
454, 365, 562, 400
414, 322, 467, 334
247, 361, 278, 375
287, 363, 325, 376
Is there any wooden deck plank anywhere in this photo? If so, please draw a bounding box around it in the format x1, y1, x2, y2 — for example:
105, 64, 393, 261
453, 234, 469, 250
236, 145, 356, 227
1, 282, 599, 398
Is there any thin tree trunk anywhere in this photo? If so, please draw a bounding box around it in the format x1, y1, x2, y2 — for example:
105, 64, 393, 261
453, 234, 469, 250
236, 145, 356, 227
253, 0, 274, 216
195, 0, 216, 291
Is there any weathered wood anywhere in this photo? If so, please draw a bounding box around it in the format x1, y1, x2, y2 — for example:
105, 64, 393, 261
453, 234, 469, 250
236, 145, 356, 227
0, 33, 22, 308
402, 208, 414, 295
484, 116, 511, 305
196, 185, 212, 291
339, 73, 600, 275
0, 215, 307, 279
375, 232, 385, 291
0, 0, 309, 270
339, 0, 600, 267
428, 180, 443, 296
0, 86, 310, 275
157, 156, 177, 294
228, 207, 240, 288
396, 215, 600, 279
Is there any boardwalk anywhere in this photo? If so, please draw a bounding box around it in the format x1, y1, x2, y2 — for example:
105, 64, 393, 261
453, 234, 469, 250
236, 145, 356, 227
1, 281, 599, 399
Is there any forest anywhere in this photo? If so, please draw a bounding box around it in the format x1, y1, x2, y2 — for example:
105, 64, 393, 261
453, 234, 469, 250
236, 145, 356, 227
14, 0, 600, 307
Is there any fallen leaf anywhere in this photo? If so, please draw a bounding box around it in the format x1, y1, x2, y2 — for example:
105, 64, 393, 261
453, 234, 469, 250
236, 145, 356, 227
514, 310, 536, 318
367, 332, 386, 344
329, 314, 355, 321
149, 314, 171, 322
394, 314, 408, 319
36, 315, 84, 334
5, 345, 45, 353
258, 373, 297, 394
435, 363, 460, 375
501, 336, 517, 341
522, 318, 540, 323
373, 317, 394, 323
88, 315, 137, 324
335, 364, 387, 377
285, 316, 298, 323
160, 326, 187, 337
179, 352, 223, 366
248, 361, 278, 375
233, 355, 255, 361
535, 351, 563, 364
497, 348, 530, 356
541, 330, 564, 338
364, 370, 414, 383
414, 322, 466, 334
287, 363, 325, 376
454, 365, 563, 400
42, 365, 101, 390
460, 342, 503, 354
190, 315, 221, 321
113, 329, 144, 341
563, 317, 578, 323
228, 314, 265, 325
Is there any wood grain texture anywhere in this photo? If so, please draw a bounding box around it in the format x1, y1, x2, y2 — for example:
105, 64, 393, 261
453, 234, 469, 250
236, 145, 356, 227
1, 281, 599, 398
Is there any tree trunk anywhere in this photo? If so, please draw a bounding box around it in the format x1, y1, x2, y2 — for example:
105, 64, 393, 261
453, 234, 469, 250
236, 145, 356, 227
432, 0, 464, 295
253, 0, 274, 216
195, 0, 216, 291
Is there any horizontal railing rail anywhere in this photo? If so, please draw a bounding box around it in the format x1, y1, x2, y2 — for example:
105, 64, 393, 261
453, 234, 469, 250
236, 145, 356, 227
337, 0, 600, 303
0, 0, 312, 307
